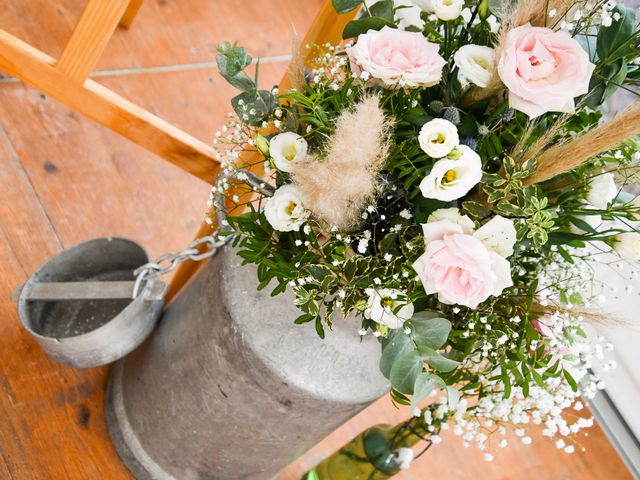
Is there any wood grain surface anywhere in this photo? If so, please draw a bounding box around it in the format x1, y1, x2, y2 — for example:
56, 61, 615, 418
0, 1, 632, 479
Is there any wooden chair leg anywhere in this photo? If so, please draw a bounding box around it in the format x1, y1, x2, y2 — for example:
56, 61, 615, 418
0, 28, 220, 183
119, 0, 145, 29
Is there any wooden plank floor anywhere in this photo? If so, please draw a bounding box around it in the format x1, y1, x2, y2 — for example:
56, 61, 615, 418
0, 1, 632, 479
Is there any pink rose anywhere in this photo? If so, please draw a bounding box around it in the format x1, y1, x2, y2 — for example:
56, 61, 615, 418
497, 24, 595, 118
413, 219, 512, 308
346, 26, 446, 88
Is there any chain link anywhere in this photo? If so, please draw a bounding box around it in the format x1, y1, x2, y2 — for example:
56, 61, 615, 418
131, 231, 233, 299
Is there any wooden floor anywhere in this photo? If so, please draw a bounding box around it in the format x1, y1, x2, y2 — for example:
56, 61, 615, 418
0, 1, 632, 479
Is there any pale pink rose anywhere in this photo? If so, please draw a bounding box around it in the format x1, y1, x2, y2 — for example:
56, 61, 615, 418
346, 26, 446, 88
413, 220, 512, 308
497, 24, 595, 118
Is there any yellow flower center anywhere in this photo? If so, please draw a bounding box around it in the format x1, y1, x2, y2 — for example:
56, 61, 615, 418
431, 133, 446, 144
475, 57, 491, 71
442, 169, 457, 184
283, 144, 298, 162
286, 201, 297, 215
381, 297, 395, 309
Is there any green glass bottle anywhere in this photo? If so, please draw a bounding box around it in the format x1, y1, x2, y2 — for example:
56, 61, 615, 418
302, 420, 427, 480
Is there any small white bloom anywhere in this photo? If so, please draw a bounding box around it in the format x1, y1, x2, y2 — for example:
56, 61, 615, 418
263, 185, 309, 232
473, 216, 517, 257
364, 288, 414, 329
269, 132, 308, 173
394, 448, 414, 470
427, 207, 475, 233
419, 145, 483, 201
454, 45, 495, 88
614, 232, 640, 260
418, 118, 459, 158
399, 209, 413, 219
587, 173, 617, 209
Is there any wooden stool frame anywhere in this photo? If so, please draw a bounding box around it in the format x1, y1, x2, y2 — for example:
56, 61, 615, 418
0, 0, 356, 299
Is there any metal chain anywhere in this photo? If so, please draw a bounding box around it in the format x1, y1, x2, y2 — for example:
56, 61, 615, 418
131, 231, 232, 299
131, 168, 273, 299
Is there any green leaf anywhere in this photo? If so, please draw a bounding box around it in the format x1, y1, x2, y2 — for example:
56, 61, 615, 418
332, 0, 363, 13
231, 90, 277, 126
368, 0, 394, 21
417, 346, 461, 373
411, 372, 435, 411
408, 312, 451, 350
216, 42, 256, 91
389, 350, 423, 395
563, 368, 578, 392
596, 6, 636, 60
343, 16, 394, 39
379, 331, 413, 378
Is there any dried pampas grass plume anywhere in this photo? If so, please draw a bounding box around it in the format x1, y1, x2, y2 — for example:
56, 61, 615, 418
292, 95, 392, 231
526, 103, 640, 185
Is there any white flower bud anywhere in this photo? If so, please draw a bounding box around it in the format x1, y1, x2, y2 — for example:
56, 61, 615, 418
418, 118, 459, 158
586, 173, 617, 210
269, 132, 308, 173
427, 207, 475, 233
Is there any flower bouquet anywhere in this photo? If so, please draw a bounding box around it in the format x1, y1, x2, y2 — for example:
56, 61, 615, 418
210, 0, 640, 474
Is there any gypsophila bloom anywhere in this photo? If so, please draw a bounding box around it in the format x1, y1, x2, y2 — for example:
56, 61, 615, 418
418, 118, 459, 158
269, 132, 308, 173
454, 45, 495, 88
264, 185, 309, 232
364, 288, 414, 329
419, 145, 483, 201
393, 448, 414, 470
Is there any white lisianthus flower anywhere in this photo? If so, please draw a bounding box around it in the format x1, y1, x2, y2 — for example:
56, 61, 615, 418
264, 185, 309, 232
613, 232, 640, 260
427, 207, 475, 233
473, 216, 517, 257
418, 118, 459, 158
587, 173, 617, 209
269, 132, 308, 173
364, 288, 414, 329
391, 0, 425, 30
454, 45, 495, 88
419, 145, 483, 201
431, 0, 464, 20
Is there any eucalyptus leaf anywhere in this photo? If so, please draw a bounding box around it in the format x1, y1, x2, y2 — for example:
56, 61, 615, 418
389, 350, 423, 394
408, 312, 452, 350
343, 16, 394, 39
596, 5, 636, 61
411, 373, 435, 411
231, 90, 277, 126
379, 331, 413, 378
446, 386, 461, 409
216, 42, 256, 91
417, 345, 461, 372
332, 0, 363, 13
